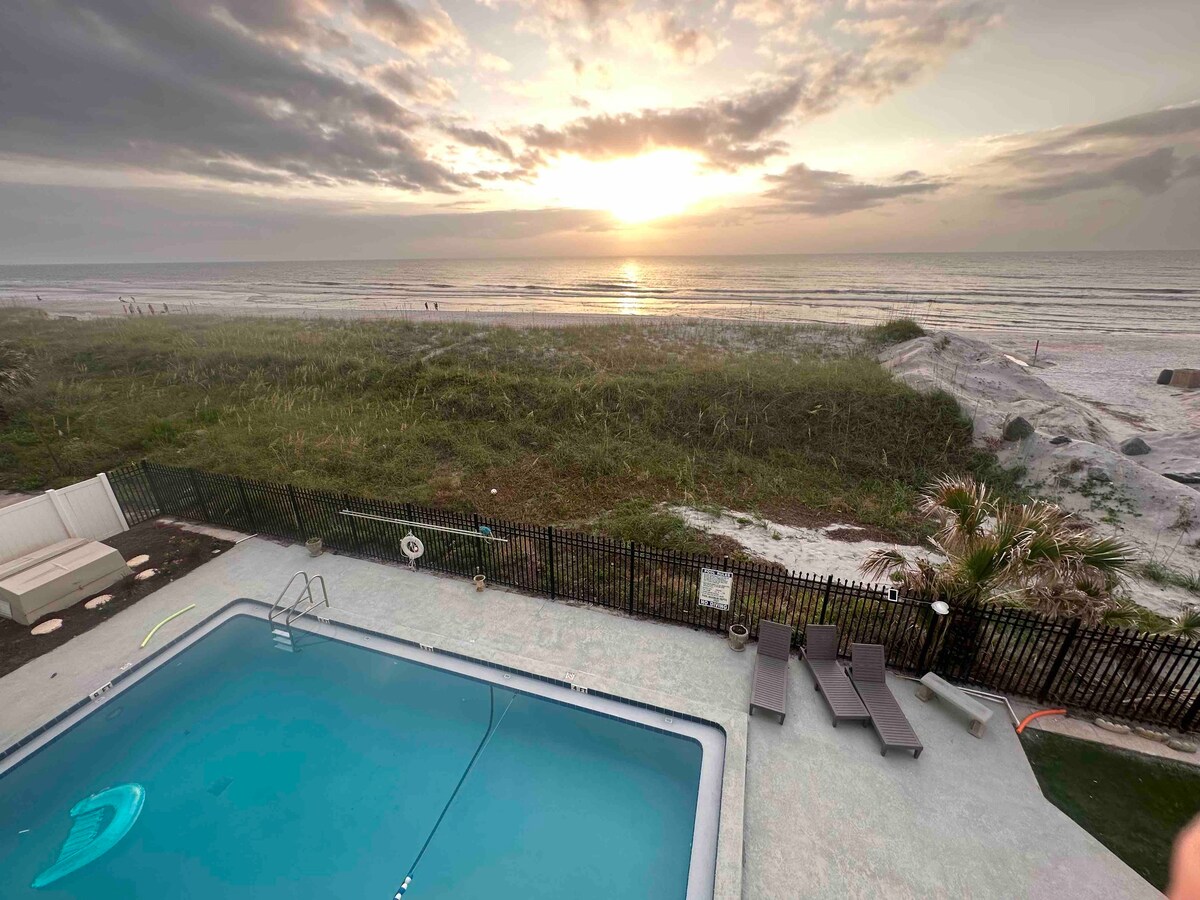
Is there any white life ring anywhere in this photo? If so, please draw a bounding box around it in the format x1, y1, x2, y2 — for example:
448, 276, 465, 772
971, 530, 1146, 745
401, 534, 425, 560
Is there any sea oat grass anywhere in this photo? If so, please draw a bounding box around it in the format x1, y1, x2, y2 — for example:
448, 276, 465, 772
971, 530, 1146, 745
0, 309, 1001, 539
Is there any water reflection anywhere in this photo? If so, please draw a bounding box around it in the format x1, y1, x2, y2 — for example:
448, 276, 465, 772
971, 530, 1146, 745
619, 261, 641, 315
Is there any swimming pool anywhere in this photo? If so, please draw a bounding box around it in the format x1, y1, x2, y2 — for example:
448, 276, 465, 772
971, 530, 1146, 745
0, 600, 724, 898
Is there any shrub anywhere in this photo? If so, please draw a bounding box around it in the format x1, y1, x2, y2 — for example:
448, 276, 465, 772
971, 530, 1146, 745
863, 318, 926, 346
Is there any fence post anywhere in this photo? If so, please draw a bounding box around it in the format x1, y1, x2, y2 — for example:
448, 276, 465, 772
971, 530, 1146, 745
286, 484, 306, 541
44, 489, 81, 538
141, 459, 165, 515
234, 476, 256, 533
1039, 618, 1080, 702
917, 604, 941, 673
472, 513, 486, 577
187, 469, 211, 522
1183, 691, 1200, 732
546, 525, 557, 599
96, 472, 130, 532
722, 555, 731, 634
344, 494, 364, 555
818, 574, 834, 623
627, 542, 637, 614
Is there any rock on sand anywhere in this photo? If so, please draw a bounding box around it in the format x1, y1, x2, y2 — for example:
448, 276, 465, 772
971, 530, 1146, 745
1120, 436, 1151, 456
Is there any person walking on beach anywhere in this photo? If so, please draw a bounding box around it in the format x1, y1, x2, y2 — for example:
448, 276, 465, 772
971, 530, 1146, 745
148, 303, 156, 315
424, 301, 429, 310
434, 301, 439, 311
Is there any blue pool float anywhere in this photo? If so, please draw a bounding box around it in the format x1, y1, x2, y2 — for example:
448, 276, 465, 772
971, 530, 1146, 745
32, 783, 145, 889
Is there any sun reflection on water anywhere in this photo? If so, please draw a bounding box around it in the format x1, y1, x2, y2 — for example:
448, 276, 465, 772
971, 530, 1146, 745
619, 261, 641, 315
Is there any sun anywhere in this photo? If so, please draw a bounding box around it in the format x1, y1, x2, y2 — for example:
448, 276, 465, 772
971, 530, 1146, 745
532, 150, 738, 223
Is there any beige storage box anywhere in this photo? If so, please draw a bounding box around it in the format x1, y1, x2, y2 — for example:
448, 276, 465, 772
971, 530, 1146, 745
1169, 368, 1200, 388
0, 538, 131, 625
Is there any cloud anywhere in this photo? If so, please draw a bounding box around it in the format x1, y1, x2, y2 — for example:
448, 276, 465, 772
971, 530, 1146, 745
519, 78, 803, 167
1000, 147, 1195, 202
731, 0, 821, 29
357, 0, 465, 54
987, 102, 1200, 203
371, 60, 458, 102
0, 0, 471, 193
760, 163, 949, 215
476, 51, 515, 73
642, 12, 722, 64
1045, 102, 1200, 147
439, 124, 519, 161
516, 0, 998, 168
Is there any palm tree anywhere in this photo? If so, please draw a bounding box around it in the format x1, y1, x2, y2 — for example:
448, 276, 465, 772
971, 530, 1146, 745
861, 476, 1136, 625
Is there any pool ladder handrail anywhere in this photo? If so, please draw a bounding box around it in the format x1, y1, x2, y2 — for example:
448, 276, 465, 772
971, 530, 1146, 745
269, 571, 330, 627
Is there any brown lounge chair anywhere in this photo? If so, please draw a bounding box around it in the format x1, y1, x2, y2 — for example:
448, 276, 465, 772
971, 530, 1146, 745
849, 643, 923, 758
802, 624, 869, 727
749, 620, 792, 723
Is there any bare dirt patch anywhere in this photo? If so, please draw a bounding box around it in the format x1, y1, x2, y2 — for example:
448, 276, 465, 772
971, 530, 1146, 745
0, 521, 232, 677
755, 499, 926, 546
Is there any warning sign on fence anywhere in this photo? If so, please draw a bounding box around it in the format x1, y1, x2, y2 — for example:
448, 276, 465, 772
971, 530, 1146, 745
698, 568, 733, 610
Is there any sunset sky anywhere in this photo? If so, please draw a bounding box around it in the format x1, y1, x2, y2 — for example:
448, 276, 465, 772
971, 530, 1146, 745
1, 0, 1198, 262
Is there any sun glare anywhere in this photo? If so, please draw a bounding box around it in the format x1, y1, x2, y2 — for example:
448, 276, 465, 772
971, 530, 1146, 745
533, 151, 739, 223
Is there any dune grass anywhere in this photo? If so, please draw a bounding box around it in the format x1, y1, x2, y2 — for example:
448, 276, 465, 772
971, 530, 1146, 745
862, 318, 926, 346
0, 310, 1006, 540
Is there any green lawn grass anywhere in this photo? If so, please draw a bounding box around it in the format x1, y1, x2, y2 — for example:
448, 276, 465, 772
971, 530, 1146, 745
0, 310, 1007, 541
1022, 729, 1200, 890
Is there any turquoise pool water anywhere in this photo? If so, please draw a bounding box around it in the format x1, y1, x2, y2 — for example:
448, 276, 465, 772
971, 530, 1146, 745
0, 614, 706, 898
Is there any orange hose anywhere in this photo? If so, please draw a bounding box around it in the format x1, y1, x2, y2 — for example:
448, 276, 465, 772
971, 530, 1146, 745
1016, 708, 1066, 734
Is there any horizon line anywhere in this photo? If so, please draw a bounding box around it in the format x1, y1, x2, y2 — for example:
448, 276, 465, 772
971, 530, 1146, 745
2, 247, 1199, 268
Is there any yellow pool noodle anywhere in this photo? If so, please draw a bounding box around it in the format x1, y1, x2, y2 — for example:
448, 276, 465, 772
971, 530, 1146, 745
140, 604, 197, 648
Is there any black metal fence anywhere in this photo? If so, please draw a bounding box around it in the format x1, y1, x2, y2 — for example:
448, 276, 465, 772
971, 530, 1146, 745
108, 461, 1200, 733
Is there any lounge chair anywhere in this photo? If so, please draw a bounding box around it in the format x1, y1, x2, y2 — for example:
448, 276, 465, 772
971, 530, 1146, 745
849, 643, 923, 758
749, 620, 792, 723
802, 624, 869, 727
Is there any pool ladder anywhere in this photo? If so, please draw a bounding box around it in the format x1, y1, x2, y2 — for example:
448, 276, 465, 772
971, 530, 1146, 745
268, 571, 330, 652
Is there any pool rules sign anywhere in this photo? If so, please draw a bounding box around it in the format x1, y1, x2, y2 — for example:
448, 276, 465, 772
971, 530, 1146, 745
698, 568, 733, 610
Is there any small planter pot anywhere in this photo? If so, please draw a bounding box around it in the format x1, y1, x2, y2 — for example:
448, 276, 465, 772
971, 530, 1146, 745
473, 574, 487, 592
306, 537, 323, 558
728, 623, 749, 652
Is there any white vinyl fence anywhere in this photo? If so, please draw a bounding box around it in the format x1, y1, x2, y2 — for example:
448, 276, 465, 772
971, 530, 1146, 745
0, 474, 129, 566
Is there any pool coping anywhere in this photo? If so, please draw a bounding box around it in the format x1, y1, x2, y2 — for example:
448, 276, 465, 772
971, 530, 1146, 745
1, 597, 747, 900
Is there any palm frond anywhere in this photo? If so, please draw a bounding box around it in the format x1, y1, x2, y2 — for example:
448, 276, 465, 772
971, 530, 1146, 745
859, 548, 909, 582
901, 475, 1139, 622
1163, 607, 1200, 640
920, 475, 993, 540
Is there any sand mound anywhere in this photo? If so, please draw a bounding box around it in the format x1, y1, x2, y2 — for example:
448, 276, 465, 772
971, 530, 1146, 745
670, 506, 941, 584
881, 332, 1200, 606
1137, 431, 1200, 485
879, 333, 1108, 444
883, 331, 1200, 614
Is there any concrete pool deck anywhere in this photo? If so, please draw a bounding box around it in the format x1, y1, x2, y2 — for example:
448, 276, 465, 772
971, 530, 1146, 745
0, 536, 1159, 899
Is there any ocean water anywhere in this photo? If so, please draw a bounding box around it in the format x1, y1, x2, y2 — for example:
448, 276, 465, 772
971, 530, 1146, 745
0, 615, 703, 899
1, 250, 1198, 334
